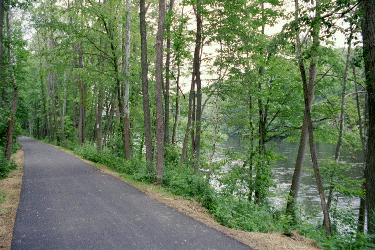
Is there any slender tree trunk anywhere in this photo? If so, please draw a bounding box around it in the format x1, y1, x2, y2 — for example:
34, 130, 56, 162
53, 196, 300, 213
57, 71, 67, 148
353, 66, 366, 233
47, 71, 58, 142
172, 7, 185, 146
154, 0, 166, 183
353, 67, 366, 148
0, 0, 5, 107
5, 86, 18, 160
193, 0, 203, 173
305, 3, 331, 234
164, 0, 175, 146
361, 0, 375, 238
103, 96, 115, 147
190, 90, 196, 168
248, 94, 255, 201
78, 45, 86, 145
327, 37, 352, 210
140, 0, 153, 170
123, 0, 131, 159
72, 75, 77, 129
181, 72, 195, 165
305, 57, 332, 235
286, 0, 313, 221
0, 0, 4, 60
96, 84, 104, 151
172, 65, 180, 145
208, 20, 224, 171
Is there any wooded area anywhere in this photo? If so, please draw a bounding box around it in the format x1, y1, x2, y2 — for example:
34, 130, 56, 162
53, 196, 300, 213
1, 0, 375, 247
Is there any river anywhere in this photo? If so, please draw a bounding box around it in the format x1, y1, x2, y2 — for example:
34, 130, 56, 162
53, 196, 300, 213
217, 136, 365, 224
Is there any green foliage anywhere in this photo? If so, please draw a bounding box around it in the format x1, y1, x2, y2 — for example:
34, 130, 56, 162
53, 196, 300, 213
213, 196, 281, 233
74, 143, 154, 182
303, 226, 375, 250
0, 151, 17, 180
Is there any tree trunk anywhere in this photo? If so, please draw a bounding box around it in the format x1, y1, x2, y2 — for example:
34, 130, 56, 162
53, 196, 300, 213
193, 0, 203, 173
305, 61, 332, 236
181, 73, 195, 166
57, 71, 67, 148
78, 46, 86, 145
172, 65, 180, 145
154, 0, 166, 183
353, 67, 366, 148
96, 83, 104, 151
361, 0, 375, 238
140, 0, 153, 170
123, 0, 131, 159
5, 86, 18, 160
164, 0, 175, 146
328, 36, 352, 210
0, 0, 4, 60
305, 4, 331, 234
353, 66, 366, 233
286, 0, 313, 221
103, 95, 115, 147
172, 7, 185, 146
0, 0, 5, 107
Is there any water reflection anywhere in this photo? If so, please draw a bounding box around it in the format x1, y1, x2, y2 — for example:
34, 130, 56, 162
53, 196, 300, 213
216, 137, 365, 223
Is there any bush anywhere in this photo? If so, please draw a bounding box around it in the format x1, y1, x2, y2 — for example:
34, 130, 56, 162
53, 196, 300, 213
74, 142, 154, 182
0, 151, 17, 179
212, 196, 280, 233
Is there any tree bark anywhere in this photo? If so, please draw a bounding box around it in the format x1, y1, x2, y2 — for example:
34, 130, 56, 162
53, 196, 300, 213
286, 0, 314, 221
140, 0, 153, 170
154, 0, 166, 183
5, 86, 18, 161
305, 2, 331, 234
172, 65, 180, 145
164, 0, 175, 146
361, 0, 375, 238
353, 67, 366, 149
123, 0, 131, 159
96, 84, 104, 151
192, 0, 203, 173
78, 45, 86, 145
56, 71, 67, 148
181, 69, 195, 166
287, 0, 331, 236
103, 95, 115, 147
0, 0, 4, 60
0, 0, 5, 107
353, 66, 366, 233
328, 36, 352, 210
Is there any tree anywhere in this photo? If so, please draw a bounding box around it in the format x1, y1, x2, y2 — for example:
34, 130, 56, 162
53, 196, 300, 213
361, 0, 375, 238
122, 0, 132, 159
154, 0, 166, 183
140, 0, 153, 171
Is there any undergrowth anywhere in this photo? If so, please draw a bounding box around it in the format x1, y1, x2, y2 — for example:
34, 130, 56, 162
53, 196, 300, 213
0, 147, 17, 180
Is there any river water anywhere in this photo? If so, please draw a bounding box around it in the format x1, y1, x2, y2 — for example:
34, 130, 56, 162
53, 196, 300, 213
217, 137, 365, 224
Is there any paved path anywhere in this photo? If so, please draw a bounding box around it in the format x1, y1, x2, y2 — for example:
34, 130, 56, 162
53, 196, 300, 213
12, 137, 252, 249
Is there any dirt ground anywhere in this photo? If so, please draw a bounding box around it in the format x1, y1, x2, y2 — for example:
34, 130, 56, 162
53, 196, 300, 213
0, 147, 322, 250
0, 149, 23, 250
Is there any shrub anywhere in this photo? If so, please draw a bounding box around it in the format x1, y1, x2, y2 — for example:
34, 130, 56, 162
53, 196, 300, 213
212, 196, 280, 233
0, 151, 17, 179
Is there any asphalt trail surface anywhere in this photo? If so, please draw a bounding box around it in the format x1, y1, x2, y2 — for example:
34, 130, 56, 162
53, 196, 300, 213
12, 137, 252, 249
